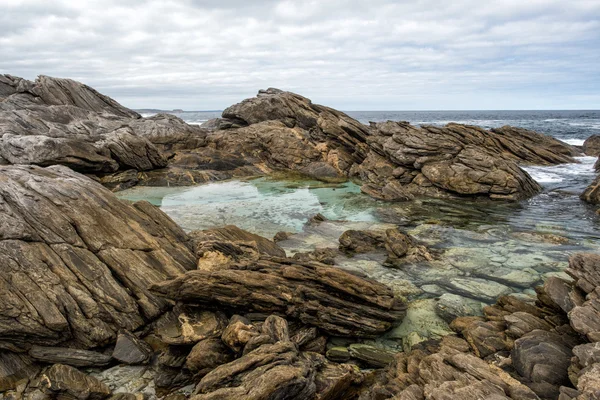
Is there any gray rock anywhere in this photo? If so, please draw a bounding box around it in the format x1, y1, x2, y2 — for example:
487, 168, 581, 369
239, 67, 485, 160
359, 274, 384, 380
40, 364, 111, 400
0, 165, 196, 352
347, 344, 397, 368
29, 346, 112, 367
512, 330, 572, 395
111, 331, 153, 365
435, 293, 485, 323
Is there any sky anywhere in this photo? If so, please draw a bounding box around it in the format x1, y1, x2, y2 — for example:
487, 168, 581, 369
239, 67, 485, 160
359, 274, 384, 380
1, 0, 599, 111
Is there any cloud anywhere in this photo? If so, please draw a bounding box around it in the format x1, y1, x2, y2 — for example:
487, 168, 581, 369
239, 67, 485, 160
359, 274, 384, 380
0, 0, 599, 110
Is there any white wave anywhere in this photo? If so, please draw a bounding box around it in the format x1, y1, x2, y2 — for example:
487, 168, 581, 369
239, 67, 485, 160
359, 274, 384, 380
140, 113, 156, 118
187, 120, 208, 126
523, 156, 597, 184
556, 138, 585, 146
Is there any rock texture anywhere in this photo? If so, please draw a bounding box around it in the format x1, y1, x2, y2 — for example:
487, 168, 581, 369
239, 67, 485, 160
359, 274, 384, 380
0, 164, 196, 352
360, 253, 600, 400
152, 256, 405, 337
2, 76, 579, 200
581, 173, 600, 205
191, 88, 579, 201
0, 74, 206, 176
583, 135, 600, 157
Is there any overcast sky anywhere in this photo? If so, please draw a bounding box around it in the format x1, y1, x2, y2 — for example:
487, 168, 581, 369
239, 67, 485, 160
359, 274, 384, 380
1, 0, 599, 110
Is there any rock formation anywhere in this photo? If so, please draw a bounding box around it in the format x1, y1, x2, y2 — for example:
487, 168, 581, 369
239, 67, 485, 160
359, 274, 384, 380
192, 88, 579, 201
0, 164, 405, 399
0, 74, 205, 177
360, 252, 600, 400
1, 76, 581, 201
583, 135, 600, 157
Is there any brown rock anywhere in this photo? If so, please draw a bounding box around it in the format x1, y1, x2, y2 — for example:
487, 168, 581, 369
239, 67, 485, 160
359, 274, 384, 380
40, 364, 111, 399
151, 257, 405, 337
0, 165, 195, 351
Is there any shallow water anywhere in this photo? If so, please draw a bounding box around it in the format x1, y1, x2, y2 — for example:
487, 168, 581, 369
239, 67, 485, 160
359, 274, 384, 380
122, 111, 600, 346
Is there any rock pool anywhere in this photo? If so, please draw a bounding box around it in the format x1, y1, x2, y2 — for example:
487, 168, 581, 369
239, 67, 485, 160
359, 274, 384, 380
118, 156, 600, 346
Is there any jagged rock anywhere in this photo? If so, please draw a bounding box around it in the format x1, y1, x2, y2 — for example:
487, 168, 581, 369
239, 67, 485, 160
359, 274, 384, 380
29, 346, 112, 367
581, 175, 600, 204
221, 315, 260, 353
504, 312, 553, 339
154, 305, 228, 346
543, 277, 585, 314
40, 364, 111, 399
186, 338, 234, 376
151, 257, 405, 337
0, 165, 195, 351
359, 336, 539, 400
0, 75, 174, 174
450, 317, 510, 358
191, 341, 317, 399
567, 253, 600, 294
111, 331, 153, 365
338, 227, 432, 264
572, 343, 600, 368
347, 344, 397, 368
512, 330, 573, 397
190, 225, 286, 271
0, 352, 39, 392
583, 135, 600, 156
338, 229, 386, 254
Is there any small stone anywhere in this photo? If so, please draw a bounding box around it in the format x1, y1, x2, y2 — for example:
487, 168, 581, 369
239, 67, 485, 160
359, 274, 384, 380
347, 344, 397, 368
112, 331, 153, 365
326, 347, 350, 363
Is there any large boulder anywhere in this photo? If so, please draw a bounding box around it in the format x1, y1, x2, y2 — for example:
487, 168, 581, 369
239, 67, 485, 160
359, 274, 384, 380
0, 164, 196, 351
151, 257, 405, 337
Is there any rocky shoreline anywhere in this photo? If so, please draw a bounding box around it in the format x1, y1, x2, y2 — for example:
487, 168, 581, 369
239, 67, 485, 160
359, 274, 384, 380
1, 75, 600, 400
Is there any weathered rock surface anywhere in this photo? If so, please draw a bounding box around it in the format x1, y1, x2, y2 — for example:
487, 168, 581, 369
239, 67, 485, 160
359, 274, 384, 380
338, 227, 433, 265
2, 76, 578, 201
39, 364, 111, 399
0, 75, 177, 174
28, 346, 112, 367
152, 256, 405, 337
111, 331, 153, 365
581, 174, 600, 205
583, 135, 600, 157
192, 89, 579, 201
0, 164, 195, 352
361, 253, 600, 400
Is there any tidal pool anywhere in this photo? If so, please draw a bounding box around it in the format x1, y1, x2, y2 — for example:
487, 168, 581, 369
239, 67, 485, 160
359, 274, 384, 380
118, 157, 600, 346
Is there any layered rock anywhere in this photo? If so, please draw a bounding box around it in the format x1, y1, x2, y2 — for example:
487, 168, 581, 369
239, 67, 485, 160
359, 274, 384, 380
0, 74, 206, 175
151, 256, 405, 337
196, 89, 578, 201
0, 164, 196, 352
583, 135, 600, 157
2, 76, 580, 201
360, 253, 600, 400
